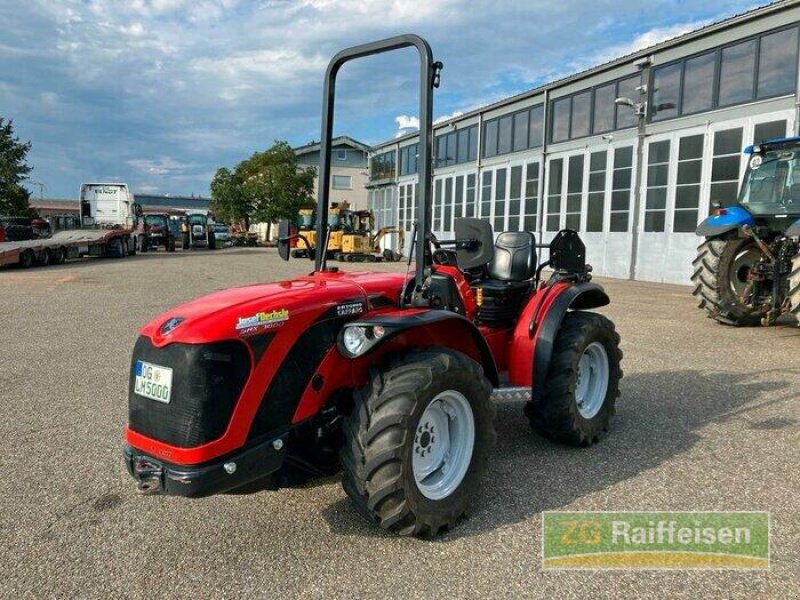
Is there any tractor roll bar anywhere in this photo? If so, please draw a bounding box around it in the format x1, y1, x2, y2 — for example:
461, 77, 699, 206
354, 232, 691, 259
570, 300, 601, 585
315, 34, 438, 295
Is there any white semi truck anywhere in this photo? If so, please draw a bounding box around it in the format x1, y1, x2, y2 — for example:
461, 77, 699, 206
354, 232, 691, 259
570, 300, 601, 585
0, 182, 146, 269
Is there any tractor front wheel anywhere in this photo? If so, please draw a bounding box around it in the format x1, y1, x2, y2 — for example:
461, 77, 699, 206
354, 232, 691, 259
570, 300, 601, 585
691, 237, 770, 326
340, 348, 495, 537
789, 249, 800, 324
526, 312, 622, 446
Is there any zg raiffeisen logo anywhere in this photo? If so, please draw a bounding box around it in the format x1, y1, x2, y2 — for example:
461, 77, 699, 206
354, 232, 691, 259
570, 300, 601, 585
542, 512, 769, 569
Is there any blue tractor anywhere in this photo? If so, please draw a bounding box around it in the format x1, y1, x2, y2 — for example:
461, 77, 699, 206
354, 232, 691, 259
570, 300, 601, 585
693, 137, 800, 326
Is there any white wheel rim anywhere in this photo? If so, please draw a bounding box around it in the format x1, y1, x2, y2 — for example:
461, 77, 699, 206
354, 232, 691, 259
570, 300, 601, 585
412, 390, 475, 501
575, 342, 610, 419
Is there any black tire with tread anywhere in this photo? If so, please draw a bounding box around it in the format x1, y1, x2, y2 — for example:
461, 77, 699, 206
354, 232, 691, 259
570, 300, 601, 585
789, 249, 800, 324
691, 237, 768, 326
526, 311, 622, 446
20, 249, 34, 268
340, 348, 495, 538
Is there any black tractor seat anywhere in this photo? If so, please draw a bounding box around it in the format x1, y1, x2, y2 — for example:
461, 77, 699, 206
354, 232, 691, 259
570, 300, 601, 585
472, 231, 537, 324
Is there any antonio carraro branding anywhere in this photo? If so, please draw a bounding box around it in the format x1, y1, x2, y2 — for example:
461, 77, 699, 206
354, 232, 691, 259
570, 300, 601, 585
336, 302, 364, 317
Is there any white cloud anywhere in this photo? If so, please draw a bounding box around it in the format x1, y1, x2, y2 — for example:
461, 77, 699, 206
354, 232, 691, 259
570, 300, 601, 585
5, 0, 761, 197
127, 157, 193, 175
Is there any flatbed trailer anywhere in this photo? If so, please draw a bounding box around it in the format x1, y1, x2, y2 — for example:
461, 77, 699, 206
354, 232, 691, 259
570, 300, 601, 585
0, 228, 134, 269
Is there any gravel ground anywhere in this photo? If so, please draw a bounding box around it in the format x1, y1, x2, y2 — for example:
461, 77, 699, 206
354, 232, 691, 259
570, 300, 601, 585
0, 247, 797, 599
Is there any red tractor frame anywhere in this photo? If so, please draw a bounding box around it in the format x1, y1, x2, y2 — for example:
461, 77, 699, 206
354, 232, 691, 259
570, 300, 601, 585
124, 35, 622, 537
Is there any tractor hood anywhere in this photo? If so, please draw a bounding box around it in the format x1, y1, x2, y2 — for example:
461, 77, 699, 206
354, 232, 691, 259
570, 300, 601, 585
139, 271, 408, 347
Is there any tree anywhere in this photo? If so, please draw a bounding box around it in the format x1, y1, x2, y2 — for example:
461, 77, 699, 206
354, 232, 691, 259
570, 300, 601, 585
210, 140, 316, 237
210, 167, 250, 227
0, 118, 35, 216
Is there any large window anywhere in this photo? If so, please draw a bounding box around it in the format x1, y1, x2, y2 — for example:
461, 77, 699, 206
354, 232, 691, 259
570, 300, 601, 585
465, 173, 477, 218
648, 25, 799, 122
674, 134, 704, 232
570, 92, 591, 139
508, 165, 523, 231
645, 140, 670, 232
435, 125, 478, 168
652, 62, 681, 120
551, 73, 643, 143
433, 178, 442, 231
592, 83, 616, 134
546, 158, 563, 231
616, 76, 640, 129
565, 155, 584, 231
482, 105, 544, 158
719, 39, 757, 106
483, 120, 498, 158
480, 171, 492, 219
370, 151, 396, 180
758, 27, 799, 98
753, 119, 787, 144
682, 51, 715, 115
710, 128, 743, 209
455, 175, 465, 221
587, 151, 607, 232
551, 97, 571, 143
610, 146, 633, 232
494, 169, 507, 231
524, 162, 539, 232
444, 177, 454, 232
399, 143, 418, 176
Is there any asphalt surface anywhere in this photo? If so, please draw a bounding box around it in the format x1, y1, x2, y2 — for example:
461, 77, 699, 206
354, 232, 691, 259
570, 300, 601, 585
1, 247, 798, 599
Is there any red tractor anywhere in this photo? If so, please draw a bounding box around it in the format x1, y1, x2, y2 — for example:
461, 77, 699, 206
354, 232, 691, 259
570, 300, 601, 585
124, 35, 622, 537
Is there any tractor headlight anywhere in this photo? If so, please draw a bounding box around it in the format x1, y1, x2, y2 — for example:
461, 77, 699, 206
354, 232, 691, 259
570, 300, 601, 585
343, 326, 368, 355
339, 324, 389, 358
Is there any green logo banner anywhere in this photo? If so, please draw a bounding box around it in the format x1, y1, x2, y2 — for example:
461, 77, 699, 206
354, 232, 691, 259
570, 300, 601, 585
542, 511, 770, 569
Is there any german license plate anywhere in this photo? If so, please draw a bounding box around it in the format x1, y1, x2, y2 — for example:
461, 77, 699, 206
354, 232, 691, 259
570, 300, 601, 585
134, 361, 173, 404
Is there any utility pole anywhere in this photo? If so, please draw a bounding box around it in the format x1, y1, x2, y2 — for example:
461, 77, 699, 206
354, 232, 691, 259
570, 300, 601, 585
615, 58, 651, 281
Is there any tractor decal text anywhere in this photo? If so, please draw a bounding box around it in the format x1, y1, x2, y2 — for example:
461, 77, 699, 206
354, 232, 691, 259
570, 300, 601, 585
336, 302, 364, 317
235, 309, 290, 335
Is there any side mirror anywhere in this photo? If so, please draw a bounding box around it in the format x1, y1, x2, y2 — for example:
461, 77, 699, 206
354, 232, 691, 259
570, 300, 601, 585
278, 219, 290, 261
132, 202, 143, 217
454, 218, 494, 269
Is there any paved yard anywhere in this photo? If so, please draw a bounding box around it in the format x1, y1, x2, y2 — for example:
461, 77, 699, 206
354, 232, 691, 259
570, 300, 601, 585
0, 247, 797, 598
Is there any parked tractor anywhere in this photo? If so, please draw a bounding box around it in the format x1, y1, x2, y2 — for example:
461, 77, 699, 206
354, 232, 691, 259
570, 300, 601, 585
181, 212, 217, 250
144, 214, 176, 252
124, 35, 623, 538
692, 137, 800, 326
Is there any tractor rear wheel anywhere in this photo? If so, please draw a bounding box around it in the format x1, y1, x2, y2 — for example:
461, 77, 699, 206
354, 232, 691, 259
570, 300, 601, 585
789, 249, 800, 324
526, 312, 622, 446
691, 237, 769, 326
340, 348, 495, 537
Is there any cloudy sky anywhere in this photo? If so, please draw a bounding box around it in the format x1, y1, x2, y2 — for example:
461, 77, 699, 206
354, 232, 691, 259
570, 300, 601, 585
1, 0, 763, 198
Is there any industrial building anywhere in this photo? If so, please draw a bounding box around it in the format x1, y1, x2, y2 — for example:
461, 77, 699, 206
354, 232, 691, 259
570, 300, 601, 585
366, 1, 800, 284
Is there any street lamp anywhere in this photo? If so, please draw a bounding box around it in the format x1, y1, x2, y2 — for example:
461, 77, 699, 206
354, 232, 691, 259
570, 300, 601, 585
614, 80, 650, 280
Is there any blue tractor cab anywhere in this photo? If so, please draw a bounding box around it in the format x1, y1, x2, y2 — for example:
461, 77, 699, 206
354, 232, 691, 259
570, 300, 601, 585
693, 137, 800, 326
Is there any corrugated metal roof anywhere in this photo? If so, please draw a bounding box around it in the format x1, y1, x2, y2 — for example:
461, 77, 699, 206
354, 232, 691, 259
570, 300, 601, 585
375, 0, 795, 149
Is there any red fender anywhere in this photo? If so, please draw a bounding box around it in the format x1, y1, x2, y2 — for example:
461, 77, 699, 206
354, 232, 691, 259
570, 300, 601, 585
508, 280, 609, 390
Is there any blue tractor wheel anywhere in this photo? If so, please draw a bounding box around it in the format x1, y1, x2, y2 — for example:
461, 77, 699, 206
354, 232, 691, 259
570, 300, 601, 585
691, 237, 770, 326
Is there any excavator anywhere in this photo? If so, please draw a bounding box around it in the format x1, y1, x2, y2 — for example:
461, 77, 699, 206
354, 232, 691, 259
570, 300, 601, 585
336, 210, 404, 262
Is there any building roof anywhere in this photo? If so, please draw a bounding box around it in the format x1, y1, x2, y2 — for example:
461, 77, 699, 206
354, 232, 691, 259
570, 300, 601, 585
293, 135, 371, 156
377, 0, 792, 148
133, 194, 210, 210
